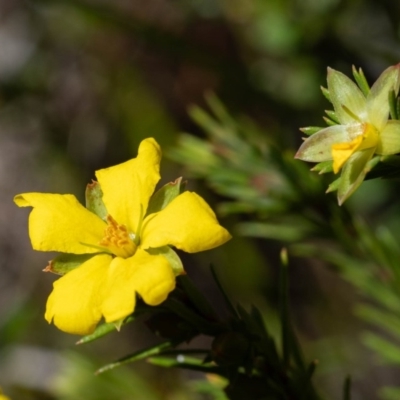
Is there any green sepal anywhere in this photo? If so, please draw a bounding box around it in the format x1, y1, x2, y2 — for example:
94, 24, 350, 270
146, 177, 186, 216
43, 253, 96, 275
321, 86, 331, 102
325, 110, 340, 124
76, 316, 135, 345
352, 65, 370, 97
311, 160, 333, 174
85, 181, 108, 220
365, 155, 380, 173
337, 147, 375, 205
323, 116, 337, 126
146, 246, 184, 276
326, 177, 341, 193
299, 126, 324, 136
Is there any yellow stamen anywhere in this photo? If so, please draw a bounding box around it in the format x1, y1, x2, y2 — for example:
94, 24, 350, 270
99, 215, 137, 258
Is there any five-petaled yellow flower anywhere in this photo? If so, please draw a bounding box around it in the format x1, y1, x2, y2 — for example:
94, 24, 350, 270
15, 138, 231, 335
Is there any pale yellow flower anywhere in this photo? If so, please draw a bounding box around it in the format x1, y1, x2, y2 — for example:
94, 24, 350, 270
296, 64, 400, 204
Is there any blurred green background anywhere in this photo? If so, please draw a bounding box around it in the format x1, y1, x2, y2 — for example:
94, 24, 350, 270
2, 0, 400, 399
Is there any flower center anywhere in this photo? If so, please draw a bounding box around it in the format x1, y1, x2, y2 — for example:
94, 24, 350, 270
99, 215, 137, 258
331, 122, 379, 173
359, 122, 379, 150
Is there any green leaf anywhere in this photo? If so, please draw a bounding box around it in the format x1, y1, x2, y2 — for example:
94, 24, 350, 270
343, 375, 352, 400
96, 340, 177, 374
236, 221, 312, 242
146, 177, 186, 216
321, 86, 331, 102
279, 250, 305, 370
299, 126, 324, 136
146, 246, 184, 276
323, 116, 337, 126
311, 160, 333, 174
324, 110, 340, 124
326, 177, 341, 193
189, 105, 223, 138
362, 332, 400, 365
249, 304, 268, 337
204, 91, 237, 133
164, 297, 223, 336
379, 386, 400, 400
44, 253, 96, 275
352, 65, 370, 97
210, 265, 239, 319
354, 304, 400, 339
148, 355, 223, 374
236, 304, 263, 338
76, 316, 136, 345
85, 181, 108, 220
177, 275, 219, 321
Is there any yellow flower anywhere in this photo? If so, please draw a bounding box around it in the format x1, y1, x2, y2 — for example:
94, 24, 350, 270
0, 388, 10, 400
296, 64, 400, 204
15, 138, 231, 335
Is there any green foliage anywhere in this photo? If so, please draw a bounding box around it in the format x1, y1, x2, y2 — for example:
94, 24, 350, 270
169, 93, 325, 243
85, 257, 351, 399
169, 93, 400, 398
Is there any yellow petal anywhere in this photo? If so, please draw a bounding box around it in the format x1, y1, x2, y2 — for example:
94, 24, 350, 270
45, 254, 112, 335
95, 138, 161, 233
331, 135, 363, 173
14, 193, 107, 254
141, 191, 231, 253
101, 249, 175, 322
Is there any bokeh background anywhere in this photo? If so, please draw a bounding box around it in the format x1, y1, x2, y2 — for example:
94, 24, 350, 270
2, 0, 400, 399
